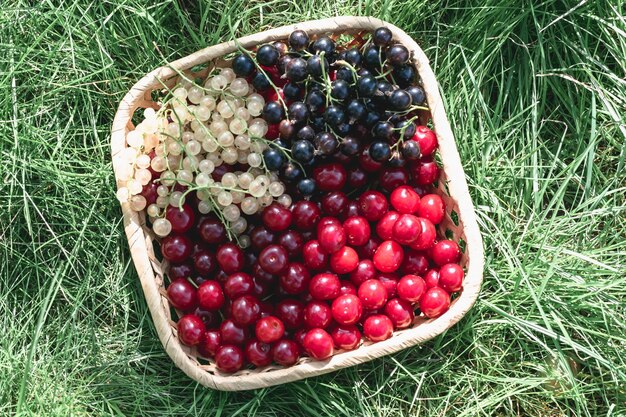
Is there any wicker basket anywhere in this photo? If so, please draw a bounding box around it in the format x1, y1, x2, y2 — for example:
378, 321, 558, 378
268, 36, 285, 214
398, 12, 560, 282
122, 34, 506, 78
111, 16, 484, 391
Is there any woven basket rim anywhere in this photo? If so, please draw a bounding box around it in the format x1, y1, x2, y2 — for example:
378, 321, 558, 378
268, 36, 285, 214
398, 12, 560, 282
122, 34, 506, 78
111, 16, 485, 391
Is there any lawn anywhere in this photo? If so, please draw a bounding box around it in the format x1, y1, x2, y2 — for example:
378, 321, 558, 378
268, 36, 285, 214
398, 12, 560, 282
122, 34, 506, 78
1, 0, 625, 416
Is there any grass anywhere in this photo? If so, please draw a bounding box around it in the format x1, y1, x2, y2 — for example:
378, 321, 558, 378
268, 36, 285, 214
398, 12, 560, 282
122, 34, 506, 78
1, 0, 625, 415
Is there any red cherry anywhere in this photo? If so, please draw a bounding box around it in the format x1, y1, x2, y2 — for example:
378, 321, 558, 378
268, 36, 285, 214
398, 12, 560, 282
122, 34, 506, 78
392, 214, 421, 245
303, 328, 334, 359
330, 246, 359, 274
291, 201, 321, 231
412, 126, 438, 157
376, 211, 400, 240
165, 204, 196, 234
258, 244, 289, 274
280, 262, 311, 294
275, 299, 305, 329
331, 294, 363, 325
411, 157, 439, 185
350, 259, 377, 286
140, 181, 158, 206
373, 240, 404, 273
343, 216, 371, 246
255, 316, 285, 343
177, 314, 205, 346
384, 298, 415, 329
304, 301, 333, 328
250, 226, 277, 252
252, 262, 276, 285
410, 218, 437, 251
419, 287, 451, 318
431, 240, 461, 266
262, 203, 293, 232
231, 295, 261, 326
390, 186, 420, 214
194, 308, 219, 328
197, 280, 225, 311
309, 272, 341, 300
348, 166, 369, 188
313, 163, 347, 192
193, 249, 217, 276
161, 234, 193, 263
400, 249, 429, 276
362, 314, 393, 342
197, 329, 220, 358
215, 345, 244, 373
330, 325, 361, 350
357, 237, 381, 259
378, 273, 399, 298
277, 230, 304, 257
219, 319, 248, 345
418, 194, 445, 225
359, 147, 383, 172
304, 301, 333, 329
293, 329, 308, 352
317, 223, 346, 254
224, 272, 254, 299
216, 243, 245, 274
379, 167, 409, 193
397, 274, 426, 302
438, 263, 464, 293
167, 261, 193, 280
302, 240, 329, 270
424, 269, 440, 288
321, 191, 349, 216
358, 191, 389, 221
339, 280, 357, 296
344, 200, 360, 218
167, 278, 198, 311
272, 339, 300, 366
357, 279, 388, 309
245, 340, 273, 367
317, 216, 342, 234
197, 217, 227, 244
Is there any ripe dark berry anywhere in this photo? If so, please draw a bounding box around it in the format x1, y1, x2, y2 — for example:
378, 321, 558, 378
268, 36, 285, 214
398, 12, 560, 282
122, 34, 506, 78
311, 36, 335, 55
262, 101, 285, 124
283, 82, 303, 100
167, 278, 198, 311
252, 71, 271, 91
306, 89, 325, 112
373, 27, 393, 46
250, 226, 276, 252
220, 319, 248, 345
231, 295, 261, 326
363, 45, 385, 69
346, 100, 367, 122
197, 280, 225, 311
256, 44, 280, 66
198, 330, 221, 358
277, 230, 304, 258
224, 272, 254, 299
357, 75, 378, 97
331, 80, 350, 101
394, 65, 416, 87
358, 190, 388, 221
262, 148, 285, 171
297, 178, 317, 196
324, 105, 346, 127
321, 191, 348, 216
302, 240, 328, 270
215, 345, 244, 373
369, 141, 392, 162
317, 223, 346, 254
291, 140, 315, 164
407, 85, 426, 105
402, 139, 421, 160
344, 48, 363, 66
292, 200, 321, 230
309, 272, 341, 300
340, 135, 361, 156
232, 54, 255, 76
288, 101, 309, 124
304, 301, 332, 328
313, 163, 347, 192
307, 55, 329, 77
387, 44, 409, 66
177, 314, 205, 346
315, 132, 339, 155
286, 58, 308, 82
281, 162, 304, 183
272, 339, 300, 366
372, 121, 394, 141
161, 234, 193, 263
255, 316, 285, 344
280, 262, 311, 294
262, 203, 293, 232
379, 166, 409, 192
258, 244, 289, 274
216, 243, 245, 274
288, 30, 309, 50
165, 204, 195, 234
245, 340, 273, 367
276, 299, 305, 329
389, 89, 412, 110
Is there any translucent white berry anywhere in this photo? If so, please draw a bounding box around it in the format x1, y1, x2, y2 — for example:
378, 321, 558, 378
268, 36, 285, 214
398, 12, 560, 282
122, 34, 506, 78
153, 218, 172, 237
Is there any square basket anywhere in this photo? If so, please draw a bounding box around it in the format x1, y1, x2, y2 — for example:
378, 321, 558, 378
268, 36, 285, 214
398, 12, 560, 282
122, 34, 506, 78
111, 16, 484, 391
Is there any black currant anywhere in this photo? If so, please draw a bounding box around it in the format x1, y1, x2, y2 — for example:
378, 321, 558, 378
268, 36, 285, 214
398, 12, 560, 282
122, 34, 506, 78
394, 65, 416, 87
310, 36, 335, 55
344, 48, 362, 66
281, 162, 304, 183
357, 75, 378, 97
273, 41, 288, 55
288, 101, 309, 124
363, 46, 385, 70
232, 54, 255, 77
331, 80, 350, 101
278, 120, 295, 141
340, 136, 361, 156
336, 67, 356, 83
364, 111, 382, 128
252, 72, 271, 92
373, 27, 393, 46
283, 82, 303, 100
315, 132, 338, 155
389, 90, 412, 110
387, 44, 409, 66
306, 55, 329, 77
346, 100, 367, 122
262, 101, 285, 124
288, 30, 309, 50
286, 58, 308, 82
291, 140, 315, 163
335, 123, 351, 136
296, 125, 315, 142
324, 105, 346, 127
401, 140, 421, 160
263, 148, 286, 171
372, 121, 394, 141
369, 141, 391, 162
406, 86, 426, 106
310, 115, 326, 132
257, 44, 280, 66
395, 119, 416, 139
277, 55, 294, 74
297, 178, 316, 196
305, 89, 325, 113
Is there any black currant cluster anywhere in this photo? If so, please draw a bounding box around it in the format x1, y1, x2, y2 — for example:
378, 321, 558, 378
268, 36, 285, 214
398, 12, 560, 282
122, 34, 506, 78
231, 27, 427, 197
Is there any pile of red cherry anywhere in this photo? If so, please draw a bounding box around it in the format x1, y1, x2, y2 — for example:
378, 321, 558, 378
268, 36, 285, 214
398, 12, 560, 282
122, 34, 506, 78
153, 28, 466, 374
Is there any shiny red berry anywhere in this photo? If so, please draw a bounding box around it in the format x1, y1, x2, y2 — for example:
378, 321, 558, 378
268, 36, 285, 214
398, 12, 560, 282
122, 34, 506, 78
167, 261, 193, 281
197, 280, 225, 311
410, 218, 437, 251
330, 246, 359, 274
331, 294, 363, 325
177, 314, 205, 346
230, 295, 261, 326
313, 163, 347, 192
224, 272, 254, 299
291, 201, 321, 231
250, 226, 276, 252
167, 278, 198, 311
431, 240, 461, 266
378, 273, 399, 298
277, 230, 304, 257
219, 319, 248, 345
309, 273, 341, 300
419, 287, 451, 318
424, 269, 440, 288
317, 223, 346, 254
357, 279, 388, 309
384, 298, 415, 329
216, 243, 245, 274
343, 216, 371, 246
304, 301, 333, 328
161, 234, 193, 263
397, 274, 426, 302
412, 126, 438, 157
392, 214, 421, 245
438, 263, 464, 293
303, 328, 334, 359
280, 262, 311, 294
215, 345, 244, 373
272, 339, 300, 366
411, 157, 439, 185
379, 166, 409, 193
255, 315, 285, 343
245, 339, 273, 367
358, 191, 389, 221
362, 314, 393, 342
418, 194, 445, 225
302, 240, 329, 270
165, 204, 196, 234
400, 249, 429, 276
321, 191, 349, 216
258, 244, 289, 274
275, 299, 305, 329
390, 186, 420, 214
197, 217, 227, 244
350, 259, 377, 286
262, 203, 293, 232
193, 249, 217, 276
197, 329, 220, 358
330, 325, 361, 350
373, 240, 404, 273
339, 280, 357, 296
376, 211, 400, 240
357, 237, 381, 259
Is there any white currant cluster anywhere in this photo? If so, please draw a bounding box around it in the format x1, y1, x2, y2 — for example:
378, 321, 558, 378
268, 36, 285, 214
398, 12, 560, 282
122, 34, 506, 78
115, 66, 292, 242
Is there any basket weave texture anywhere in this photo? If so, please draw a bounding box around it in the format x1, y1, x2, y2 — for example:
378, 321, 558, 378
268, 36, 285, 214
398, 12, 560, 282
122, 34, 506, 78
111, 16, 484, 391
